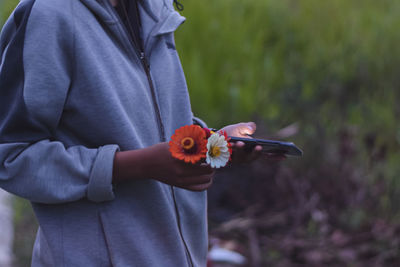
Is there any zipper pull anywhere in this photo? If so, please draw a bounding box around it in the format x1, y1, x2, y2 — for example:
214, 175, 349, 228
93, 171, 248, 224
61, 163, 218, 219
140, 52, 150, 70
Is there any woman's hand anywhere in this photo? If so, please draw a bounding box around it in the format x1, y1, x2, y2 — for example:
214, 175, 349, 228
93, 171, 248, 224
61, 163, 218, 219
113, 142, 215, 191
145, 143, 215, 191
220, 122, 286, 163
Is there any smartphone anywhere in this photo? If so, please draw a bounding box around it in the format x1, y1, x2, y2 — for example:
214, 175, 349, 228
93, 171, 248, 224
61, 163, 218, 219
229, 136, 303, 157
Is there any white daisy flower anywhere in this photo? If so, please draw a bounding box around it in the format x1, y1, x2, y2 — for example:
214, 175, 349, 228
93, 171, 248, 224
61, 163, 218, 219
206, 133, 231, 168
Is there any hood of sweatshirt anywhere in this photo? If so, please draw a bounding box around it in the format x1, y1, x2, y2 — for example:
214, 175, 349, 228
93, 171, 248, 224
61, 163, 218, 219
79, 0, 185, 56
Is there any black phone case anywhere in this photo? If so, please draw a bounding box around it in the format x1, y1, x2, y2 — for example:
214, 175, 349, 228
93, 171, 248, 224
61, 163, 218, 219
229, 136, 303, 156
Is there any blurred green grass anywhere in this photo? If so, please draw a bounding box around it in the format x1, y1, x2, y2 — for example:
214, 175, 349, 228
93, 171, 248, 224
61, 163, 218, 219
176, 0, 400, 218
177, 0, 400, 130
2, 0, 400, 265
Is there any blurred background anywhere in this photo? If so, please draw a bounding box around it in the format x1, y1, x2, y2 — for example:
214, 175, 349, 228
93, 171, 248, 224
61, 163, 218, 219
1, 0, 400, 266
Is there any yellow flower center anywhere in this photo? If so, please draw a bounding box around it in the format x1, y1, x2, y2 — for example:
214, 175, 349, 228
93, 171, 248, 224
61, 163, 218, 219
209, 146, 221, 157
181, 137, 195, 150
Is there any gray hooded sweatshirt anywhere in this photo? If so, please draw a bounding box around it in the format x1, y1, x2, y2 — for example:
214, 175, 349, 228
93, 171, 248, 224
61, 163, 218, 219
0, 0, 207, 266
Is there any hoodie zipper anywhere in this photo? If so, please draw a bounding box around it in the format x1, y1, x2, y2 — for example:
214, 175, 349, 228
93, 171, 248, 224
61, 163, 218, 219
139, 52, 166, 142
138, 41, 196, 267
108, 0, 166, 142
105, 1, 194, 266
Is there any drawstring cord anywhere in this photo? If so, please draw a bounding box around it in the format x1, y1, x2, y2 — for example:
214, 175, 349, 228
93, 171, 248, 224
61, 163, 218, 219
173, 0, 184, 11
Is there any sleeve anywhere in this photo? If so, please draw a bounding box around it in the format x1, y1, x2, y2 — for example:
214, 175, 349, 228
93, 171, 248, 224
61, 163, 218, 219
192, 116, 208, 129
0, 0, 119, 204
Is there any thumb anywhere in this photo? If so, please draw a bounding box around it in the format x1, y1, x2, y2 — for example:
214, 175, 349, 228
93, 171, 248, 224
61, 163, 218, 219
238, 122, 257, 136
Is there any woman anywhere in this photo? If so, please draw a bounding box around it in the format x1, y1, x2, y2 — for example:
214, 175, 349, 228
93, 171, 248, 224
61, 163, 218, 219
0, 0, 270, 265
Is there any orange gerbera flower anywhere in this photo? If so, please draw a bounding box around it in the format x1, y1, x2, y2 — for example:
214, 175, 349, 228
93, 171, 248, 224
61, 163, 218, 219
169, 125, 208, 164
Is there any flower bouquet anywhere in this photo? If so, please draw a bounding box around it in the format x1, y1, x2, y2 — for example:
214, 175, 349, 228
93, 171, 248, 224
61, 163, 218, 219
169, 125, 232, 168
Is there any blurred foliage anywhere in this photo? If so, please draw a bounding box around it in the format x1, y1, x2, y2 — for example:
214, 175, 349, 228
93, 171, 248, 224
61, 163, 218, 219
177, 0, 400, 265
12, 197, 38, 267
0, 0, 17, 26
176, 0, 400, 218
2, 0, 400, 265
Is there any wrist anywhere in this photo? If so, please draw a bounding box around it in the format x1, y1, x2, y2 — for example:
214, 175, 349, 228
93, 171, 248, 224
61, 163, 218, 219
112, 143, 166, 183
112, 149, 148, 183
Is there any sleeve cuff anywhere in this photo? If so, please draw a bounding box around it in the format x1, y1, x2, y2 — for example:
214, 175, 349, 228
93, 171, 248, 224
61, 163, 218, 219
87, 144, 120, 202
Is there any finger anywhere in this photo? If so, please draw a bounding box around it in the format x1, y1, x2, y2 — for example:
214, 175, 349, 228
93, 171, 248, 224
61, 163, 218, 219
178, 161, 214, 176
185, 177, 214, 192
231, 142, 248, 162
262, 152, 287, 161
177, 173, 214, 186
232, 140, 254, 156
231, 142, 262, 163
230, 141, 245, 149
248, 145, 262, 161
238, 122, 257, 136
